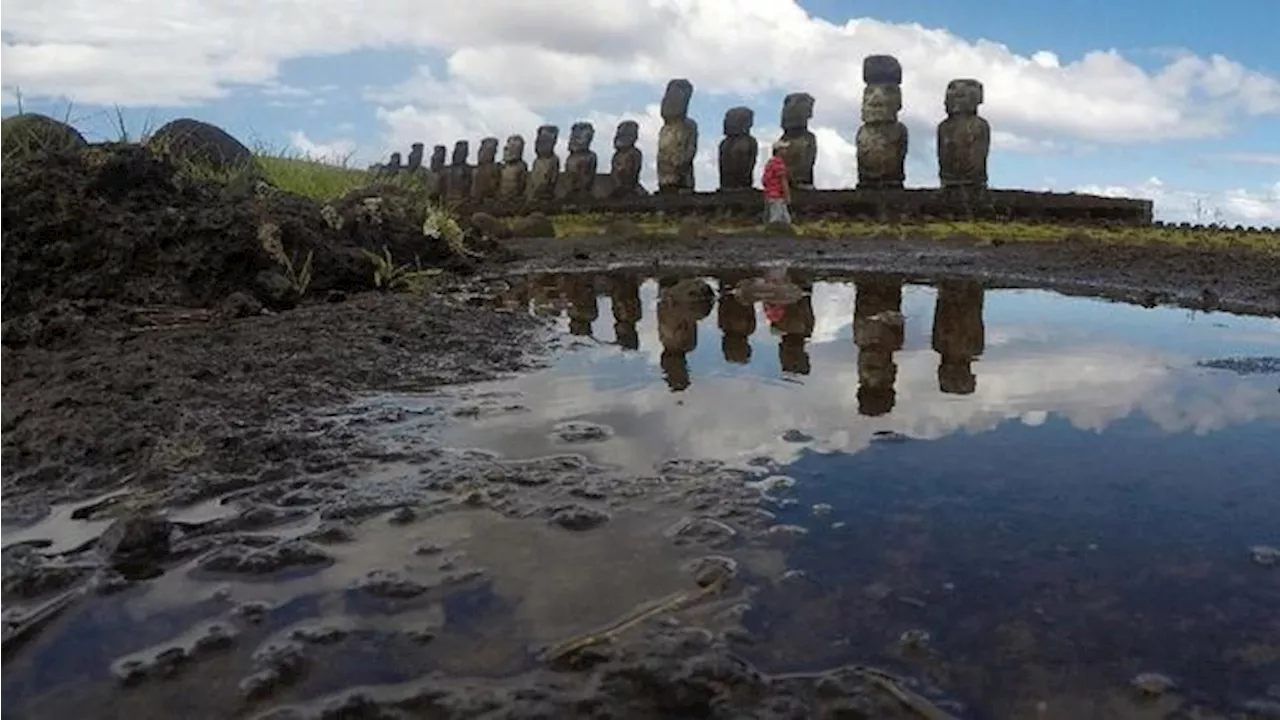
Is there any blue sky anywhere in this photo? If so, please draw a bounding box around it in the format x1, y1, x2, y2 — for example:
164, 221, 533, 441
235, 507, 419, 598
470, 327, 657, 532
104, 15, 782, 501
3, 0, 1277, 224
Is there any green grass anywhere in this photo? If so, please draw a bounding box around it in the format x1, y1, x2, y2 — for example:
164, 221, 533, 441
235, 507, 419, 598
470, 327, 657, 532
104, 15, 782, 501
255, 153, 377, 201
550, 213, 1279, 252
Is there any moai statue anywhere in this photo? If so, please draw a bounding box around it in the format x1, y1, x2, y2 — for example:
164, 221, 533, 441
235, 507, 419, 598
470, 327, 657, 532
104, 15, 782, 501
609, 120, 644, 197
717, 106, 757, 192
656, 78, 698, 194
937, 79, 991, 190
856, 55, 909, 190
387, 152, 403, 171
609, 272, 643, 350
526, 125, 561, 203
774, 297, 815, 375
853, 277, 905, 416
498, 134, 528, 201
471, 137, 501, 202
564, 275, 599, 336
717, 275, 756, 363
778, 93, 817, 189
425, 145, 447, 201
407, 142, 424, 172
561, 121, 598, 200
444, 140, 473, 202
932, 280, 985, 394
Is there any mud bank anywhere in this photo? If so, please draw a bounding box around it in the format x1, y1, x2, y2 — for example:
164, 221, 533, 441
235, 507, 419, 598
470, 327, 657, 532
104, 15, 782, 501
504, 234, 1280, 317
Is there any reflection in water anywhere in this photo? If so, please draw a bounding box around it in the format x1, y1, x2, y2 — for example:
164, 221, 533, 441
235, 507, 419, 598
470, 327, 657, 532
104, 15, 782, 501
656, 279, 713, 392
608, 272, 642, 350
716, 275, 756, 365
565, 275, 599, 337
853, 278, 906, 416
932, 280, 985, 395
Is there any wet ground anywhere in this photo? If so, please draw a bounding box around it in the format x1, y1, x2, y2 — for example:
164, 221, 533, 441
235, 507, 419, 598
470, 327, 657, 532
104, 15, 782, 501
4, 269, 1280, 720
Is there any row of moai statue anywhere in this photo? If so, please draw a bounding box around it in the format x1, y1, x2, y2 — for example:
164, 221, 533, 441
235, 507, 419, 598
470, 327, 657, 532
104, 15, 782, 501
511, 273, 985, 405
378, 55, 990, 199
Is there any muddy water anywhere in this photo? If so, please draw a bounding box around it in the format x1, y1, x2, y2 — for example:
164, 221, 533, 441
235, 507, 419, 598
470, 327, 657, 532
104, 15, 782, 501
444, 272, 1280, 717
3, 271, 1278, 720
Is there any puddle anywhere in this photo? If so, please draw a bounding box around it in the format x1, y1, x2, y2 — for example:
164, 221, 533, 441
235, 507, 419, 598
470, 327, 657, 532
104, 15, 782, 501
5, 270, 1279, 719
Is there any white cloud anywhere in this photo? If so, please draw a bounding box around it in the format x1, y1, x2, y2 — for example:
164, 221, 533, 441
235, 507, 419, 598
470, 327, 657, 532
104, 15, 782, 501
1076, 177, 1280, 226
1201, 152, 1280, 167
289, 131, 357, 164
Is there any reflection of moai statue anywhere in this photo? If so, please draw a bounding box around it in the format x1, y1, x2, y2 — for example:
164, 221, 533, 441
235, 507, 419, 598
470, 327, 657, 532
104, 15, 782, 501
717, 279, 756, 364
853, 277, 905, 416
610, 121, 644, 197
498, 135, 528, 201
778, 93, 817, 189
562, 122, 598, 200
388, 152, 403, 171
565, 275, 599, 337
445, 141, 473, 202
937, 79, 991, 190
657, 278, 714, 392
657, 79, 698, 194
766, 297, 815, 376
856, 55, 909, 190
471, 137, 501, 201
932, 280, 985, 394
426, 144, 447, 201
718, 107, 757, 192
527, 125, 561, 203
609, 272, 643, 350
407, 143, 424, 172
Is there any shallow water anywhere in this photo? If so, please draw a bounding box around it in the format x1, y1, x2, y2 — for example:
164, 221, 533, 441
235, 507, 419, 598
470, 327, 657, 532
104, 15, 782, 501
4, 271, 1279, 719
446, 271, 1280, 716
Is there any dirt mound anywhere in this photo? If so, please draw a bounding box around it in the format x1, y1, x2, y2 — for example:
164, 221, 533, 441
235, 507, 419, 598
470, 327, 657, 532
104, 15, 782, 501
1, 143, 511, 341
1, 113, 87, 159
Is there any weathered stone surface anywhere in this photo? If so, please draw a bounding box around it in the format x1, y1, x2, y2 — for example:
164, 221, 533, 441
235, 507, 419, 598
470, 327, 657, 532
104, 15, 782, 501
856, 64, 909, 190
1, 113, 88, 159
426, 145, 447, 200
527, 125, 560, 203
863, 54, 903, 85
498, 135, 528, 201
471, 136, 501, 201
853, 279, 903, 416
407, 143, 424, 171
562, 122, 598, 200
718, 107, 757, 192
657, 79, 698, 194
609, 273, 642, 350
508, 212, 555, 238
657, 277, 713, 391
937, 78, 990, 190
932, 279, 984, 395
148, 118, 254, 173
387, 152, 403, 170
444, 140, 473, 202
609, 121, 644, 198
778, 93, 817, 188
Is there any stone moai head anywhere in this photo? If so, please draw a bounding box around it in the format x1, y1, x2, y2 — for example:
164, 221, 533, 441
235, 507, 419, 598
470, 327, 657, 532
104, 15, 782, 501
945, 78, 984, 115
388, 151, 403, 168
613, 120, 639, 150
450, 140, 469, 165
407, 143, 424, 170
863, 54, 903, 85
568, 122, 595, 153
861, 84, 903, 123
723, 106, 754, 136
502, 134, 525, 163
429, 145, 447, 171
780, 93, 815, 131
660, 78, 694, 121
477, 137, 499, 163
534, 125, 559, 158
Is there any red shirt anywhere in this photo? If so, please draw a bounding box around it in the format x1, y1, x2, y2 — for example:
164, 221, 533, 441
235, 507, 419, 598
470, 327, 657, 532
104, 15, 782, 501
762, 156, 789, 200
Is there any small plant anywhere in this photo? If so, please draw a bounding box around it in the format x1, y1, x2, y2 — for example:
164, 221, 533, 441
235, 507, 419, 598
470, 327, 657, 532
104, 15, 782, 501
423, 204, 483, 259
258, 223, 314, 297
362, 246, 442, 292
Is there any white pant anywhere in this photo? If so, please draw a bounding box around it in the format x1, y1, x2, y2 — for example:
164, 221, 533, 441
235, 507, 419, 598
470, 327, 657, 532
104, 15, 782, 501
764, 199, 792, 225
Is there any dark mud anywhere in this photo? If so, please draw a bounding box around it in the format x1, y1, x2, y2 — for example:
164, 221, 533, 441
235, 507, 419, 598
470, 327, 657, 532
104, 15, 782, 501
506, 233, 1280, 317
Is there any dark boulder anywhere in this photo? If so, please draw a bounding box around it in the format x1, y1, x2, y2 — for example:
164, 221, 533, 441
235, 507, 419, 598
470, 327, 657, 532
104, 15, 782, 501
1, 113, 87, 159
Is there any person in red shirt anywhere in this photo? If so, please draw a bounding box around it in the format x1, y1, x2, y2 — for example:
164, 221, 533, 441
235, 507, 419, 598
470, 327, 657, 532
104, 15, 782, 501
761, 143, 793, 226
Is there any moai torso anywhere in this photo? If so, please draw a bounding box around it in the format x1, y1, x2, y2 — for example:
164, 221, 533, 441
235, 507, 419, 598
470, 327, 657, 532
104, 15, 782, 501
656, 79, 698, 194
527, 125, 561, 203
387, 152, 403, 172
853, 278, 904, 417
407, 143, 424, 172
609, 121, 644, 197
778, 93, 817, 188
717, 106, 757, 191
471, 137, 501, 201
856, 55, 909, 190
562, 122, 598, 200
445, 141, 473, 202
425, 145, 447, 200
937, 79, 991, 190
931, 280, 985, 394
498, 135, 528, 201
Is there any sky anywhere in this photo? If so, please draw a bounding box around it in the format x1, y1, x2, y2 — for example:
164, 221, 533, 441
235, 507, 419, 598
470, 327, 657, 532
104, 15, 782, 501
2, 0, 1277, 225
